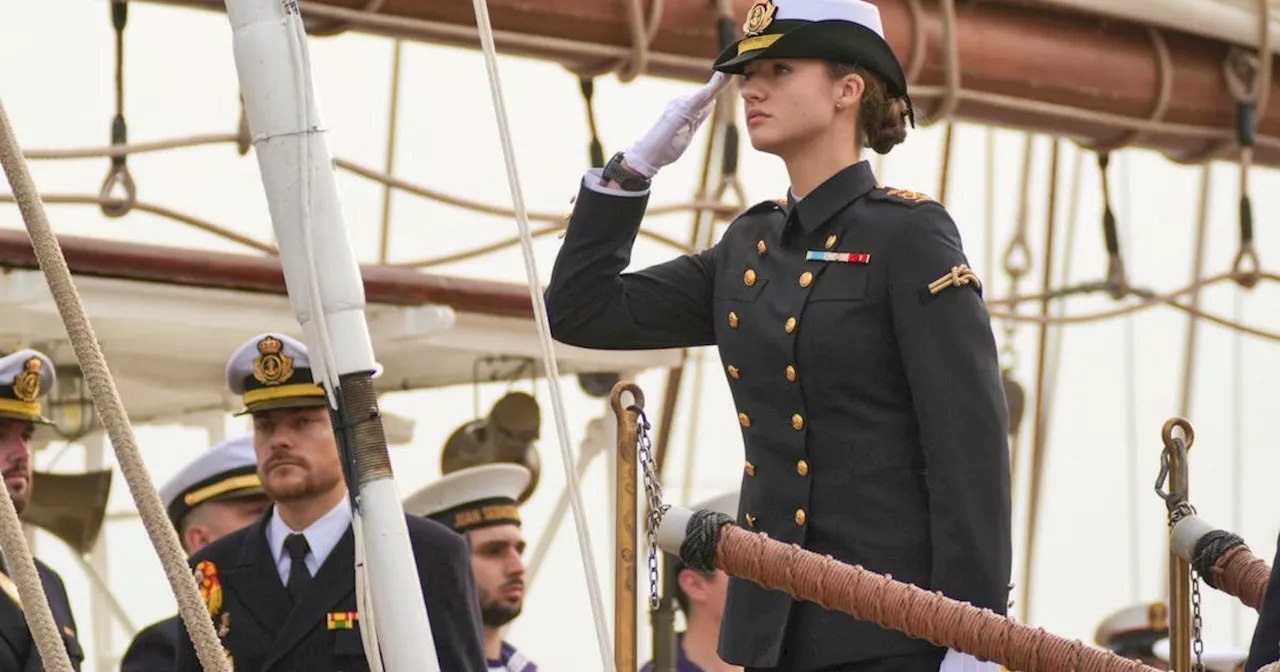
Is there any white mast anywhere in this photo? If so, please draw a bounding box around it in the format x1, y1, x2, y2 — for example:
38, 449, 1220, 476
220, 1, 439, 669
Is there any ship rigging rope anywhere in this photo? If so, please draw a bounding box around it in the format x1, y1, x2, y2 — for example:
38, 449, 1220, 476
102, 0, 1280, 157
7, 7, 1280, 335
276, 12, 387, 668
467, 0, 616, 670
5, 198, 1280, 343
100, 0, 137, 218
0, 467, 72, 672
0, 102, 234, 672
17, 136, 729, 256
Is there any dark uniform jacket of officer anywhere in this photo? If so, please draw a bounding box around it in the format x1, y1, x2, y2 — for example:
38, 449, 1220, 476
0, 559, 83, 672
171, 509, 487, 672
546, 161, 1012, 671
119, 615, 178, 672
1245, 533, 1280, 671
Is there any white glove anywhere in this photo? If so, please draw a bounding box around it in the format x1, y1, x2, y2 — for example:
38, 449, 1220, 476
622, 71, 732, 178
939, 649, 1003, 672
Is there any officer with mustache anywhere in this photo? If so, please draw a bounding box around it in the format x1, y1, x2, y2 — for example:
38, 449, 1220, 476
0, 349, 83, 671
171, 333, 485, 671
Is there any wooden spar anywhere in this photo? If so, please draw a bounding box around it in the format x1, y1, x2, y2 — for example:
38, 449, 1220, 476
0, 228, 535, 318
139, 0, 1280, 168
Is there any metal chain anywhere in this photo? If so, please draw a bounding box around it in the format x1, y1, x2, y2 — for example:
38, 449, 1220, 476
636, 409, 669, 611
1191, 569, 1206, 670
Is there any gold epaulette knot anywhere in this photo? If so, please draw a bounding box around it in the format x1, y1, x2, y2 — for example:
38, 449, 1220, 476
928, 264, 981, 296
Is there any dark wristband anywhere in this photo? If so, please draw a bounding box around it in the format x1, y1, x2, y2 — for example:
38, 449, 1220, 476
600, 152, 651, 192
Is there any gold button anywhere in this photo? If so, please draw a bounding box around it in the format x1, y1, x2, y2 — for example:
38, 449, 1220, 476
729, 311, 739, 328
785, 365, 797, 382
794, 509, 807, 526
797, 460, 809, 476
785, 317, 797, 333
757, 240, 767, 255
744, 269, 757, 286
745, 461, 755, 476
825, 234, 837, 249
799, 271, 813, 288
791, 413, 804, 430
727, 365, 740, 379
738, 412, 751, 428
746, 514, 757, 528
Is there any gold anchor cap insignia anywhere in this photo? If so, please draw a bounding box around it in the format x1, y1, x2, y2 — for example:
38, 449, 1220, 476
743, 0, 778, 37
252, 335, 294, 386
12, 357, 42, 403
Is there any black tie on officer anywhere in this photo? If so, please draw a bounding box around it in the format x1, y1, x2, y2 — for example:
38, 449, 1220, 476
285, 533, 312, 601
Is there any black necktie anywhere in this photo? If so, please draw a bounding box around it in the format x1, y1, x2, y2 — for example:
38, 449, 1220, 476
284, 533, 312, 602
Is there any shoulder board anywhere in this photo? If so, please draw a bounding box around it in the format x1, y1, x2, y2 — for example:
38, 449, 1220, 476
740, 198, 788, 217
868, 185, 936, 207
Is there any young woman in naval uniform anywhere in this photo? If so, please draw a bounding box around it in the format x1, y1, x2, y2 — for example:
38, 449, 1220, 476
544, 1, 1011, 670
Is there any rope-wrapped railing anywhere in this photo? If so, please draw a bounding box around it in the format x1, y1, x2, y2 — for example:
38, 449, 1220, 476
1168, 514, 1271, 610
1151, 416, 1273, 614
607, 373, 1158, 672
652, 506, 1160, 672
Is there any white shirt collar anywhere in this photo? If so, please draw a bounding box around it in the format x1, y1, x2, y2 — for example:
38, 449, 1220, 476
266, 495, 352, 581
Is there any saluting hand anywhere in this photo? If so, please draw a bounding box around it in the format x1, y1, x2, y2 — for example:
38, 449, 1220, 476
622, 71, 732, 178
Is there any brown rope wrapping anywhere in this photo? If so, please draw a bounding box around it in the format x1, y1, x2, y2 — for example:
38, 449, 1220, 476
715, 525, 1159, 672
1213, 545, 1271, 610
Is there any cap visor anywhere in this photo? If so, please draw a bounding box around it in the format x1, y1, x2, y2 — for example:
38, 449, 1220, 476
0, 411, 54, 426
210, 487, 268, 503
236, 396, 329, 416
715, 51, 762, 73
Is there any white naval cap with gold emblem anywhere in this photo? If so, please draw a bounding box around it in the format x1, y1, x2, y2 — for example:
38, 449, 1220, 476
0, 349, 56, 426
403, 463, 532, 534
1094, 601, 1169, 654
159, 435, 265, 529
225, 333, 328, 415
1153, 639, 1247, 672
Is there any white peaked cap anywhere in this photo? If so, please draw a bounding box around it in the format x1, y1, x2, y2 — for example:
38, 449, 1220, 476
1153, 639, 1246, 672
403, 463, 532, 533
159, 435, 264, 527
1093, 601, 1168, 647
775, 0, 884, 38
0, 349, 56, 425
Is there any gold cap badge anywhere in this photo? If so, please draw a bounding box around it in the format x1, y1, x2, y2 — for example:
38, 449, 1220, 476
12, 357, 42, 403
252, 335, 294, 386
743, 0, 778, 37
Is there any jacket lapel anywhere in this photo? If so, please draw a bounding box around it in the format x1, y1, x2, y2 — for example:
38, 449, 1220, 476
262, 524, 355, 671
224, 513, 293, 637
